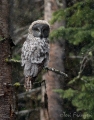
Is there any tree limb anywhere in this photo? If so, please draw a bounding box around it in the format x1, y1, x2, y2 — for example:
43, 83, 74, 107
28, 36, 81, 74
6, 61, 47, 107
18, 87, 41, 99
15, 108, 39, 115
5, 58, 68, 77
5, 58, 21, 63
45, 66, 68, 77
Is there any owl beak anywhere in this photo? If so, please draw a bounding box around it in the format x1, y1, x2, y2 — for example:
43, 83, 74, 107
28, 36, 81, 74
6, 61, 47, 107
39, 32, 43, 39
38, 28, 44, 38
40, 34, 43, 39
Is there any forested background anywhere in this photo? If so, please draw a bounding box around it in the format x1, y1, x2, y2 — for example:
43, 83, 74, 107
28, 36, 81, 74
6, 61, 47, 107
0, 0, 94, 120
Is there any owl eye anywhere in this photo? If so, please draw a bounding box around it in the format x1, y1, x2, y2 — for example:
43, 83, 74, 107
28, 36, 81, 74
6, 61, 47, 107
43, 29, 49, 34
43, 28, 48, 32
34, 28, 39, 32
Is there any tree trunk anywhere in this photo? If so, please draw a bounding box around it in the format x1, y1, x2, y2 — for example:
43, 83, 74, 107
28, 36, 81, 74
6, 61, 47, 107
40, 0, 66, 120
0, 0, 14, 120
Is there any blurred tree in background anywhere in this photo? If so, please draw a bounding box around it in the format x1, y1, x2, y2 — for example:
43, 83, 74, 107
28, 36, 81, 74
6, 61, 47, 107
42, 0, 66, 120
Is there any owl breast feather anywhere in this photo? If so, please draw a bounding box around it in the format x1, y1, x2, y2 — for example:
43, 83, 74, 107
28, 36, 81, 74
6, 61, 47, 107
21, 37, 49, 66
21, 37, 49, 77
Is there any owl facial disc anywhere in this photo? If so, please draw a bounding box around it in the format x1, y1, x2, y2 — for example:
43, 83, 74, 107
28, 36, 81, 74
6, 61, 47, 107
32, 23, 50, 38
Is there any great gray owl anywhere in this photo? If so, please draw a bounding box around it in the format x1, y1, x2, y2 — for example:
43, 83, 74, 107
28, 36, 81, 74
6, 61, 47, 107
21, 20, 50, 91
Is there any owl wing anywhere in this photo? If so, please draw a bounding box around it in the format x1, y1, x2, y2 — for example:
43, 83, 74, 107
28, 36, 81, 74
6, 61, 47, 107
21, 40, 45, 66
21, 38, 48, 77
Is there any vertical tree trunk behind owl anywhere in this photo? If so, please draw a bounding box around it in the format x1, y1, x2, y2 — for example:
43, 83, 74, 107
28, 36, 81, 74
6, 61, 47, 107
0, 0, 14, 120
40, 0, 66, 120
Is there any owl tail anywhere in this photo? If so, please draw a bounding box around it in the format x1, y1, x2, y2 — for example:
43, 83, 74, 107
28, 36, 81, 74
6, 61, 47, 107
24, 77, 35, 91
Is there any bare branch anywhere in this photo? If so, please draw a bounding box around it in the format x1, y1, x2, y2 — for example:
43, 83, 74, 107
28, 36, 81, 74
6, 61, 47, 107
18, 87, 41, 99
5, 58, 21, 63
15, 108, 39, 115
69, 56, 83, 59
45, 66, 68, 77
5, 58, 68, 77
79, 53, 92, 77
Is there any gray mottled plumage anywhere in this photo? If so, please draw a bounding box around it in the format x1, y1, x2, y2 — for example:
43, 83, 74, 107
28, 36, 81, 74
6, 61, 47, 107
21, 20, 50, 91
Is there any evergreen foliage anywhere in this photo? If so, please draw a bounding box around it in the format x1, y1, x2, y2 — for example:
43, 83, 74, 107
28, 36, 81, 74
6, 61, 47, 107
50, 0, 94, 52
51, 0, 94, 119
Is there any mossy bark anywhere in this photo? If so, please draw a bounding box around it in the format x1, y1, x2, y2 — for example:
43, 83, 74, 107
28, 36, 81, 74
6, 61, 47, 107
0, 0, 14, 120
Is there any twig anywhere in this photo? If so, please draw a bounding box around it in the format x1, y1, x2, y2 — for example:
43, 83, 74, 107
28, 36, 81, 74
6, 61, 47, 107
69, 56, 83, 59
15, 108, 39, 115
45, 66, 68, 77
3, 81, 44, 90
5, 58, 21, 63
69, 52, 92, 83
3, 82, 41, 98
18, 87, 41, 99
78, 53, 92, 77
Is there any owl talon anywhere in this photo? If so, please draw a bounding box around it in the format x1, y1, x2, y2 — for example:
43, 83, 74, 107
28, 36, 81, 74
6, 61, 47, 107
24, 77, 33, 91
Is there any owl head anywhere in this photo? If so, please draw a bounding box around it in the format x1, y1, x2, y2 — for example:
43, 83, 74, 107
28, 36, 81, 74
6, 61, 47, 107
28, 20, 50, 39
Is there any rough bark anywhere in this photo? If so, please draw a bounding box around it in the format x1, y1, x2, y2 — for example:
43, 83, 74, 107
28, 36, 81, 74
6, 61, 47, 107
0, 0, 14, 120
41, 0, 66, 120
